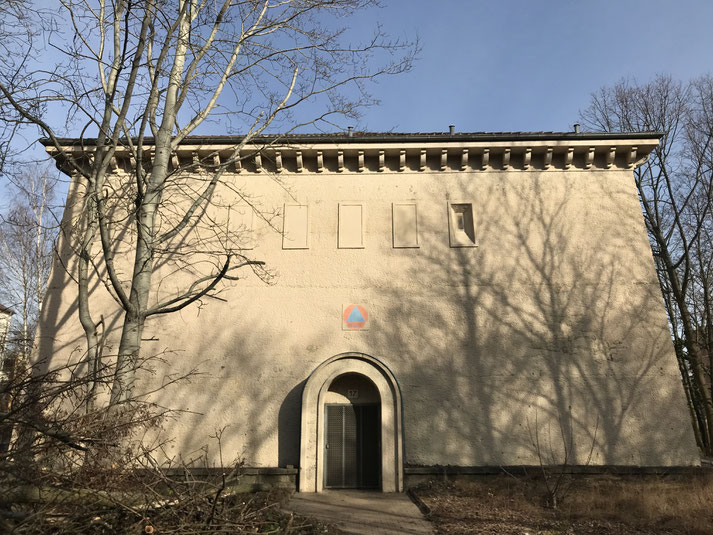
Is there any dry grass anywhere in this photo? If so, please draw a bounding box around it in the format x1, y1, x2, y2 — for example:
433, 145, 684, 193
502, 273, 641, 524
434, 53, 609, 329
564, 475, 713, 531
411, 472, 713, 534
6, 488, 336, 534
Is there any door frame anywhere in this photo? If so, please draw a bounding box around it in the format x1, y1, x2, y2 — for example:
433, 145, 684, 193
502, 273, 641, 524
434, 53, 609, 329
299, 353, 403, 492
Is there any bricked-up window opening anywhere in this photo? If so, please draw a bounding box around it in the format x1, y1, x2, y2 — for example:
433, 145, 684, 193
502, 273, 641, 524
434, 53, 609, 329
338, 203, 365, 248
282, 204, 310, 249
232, 203, 256, 249
448, 202, 476, 247
392, 202, 419, 248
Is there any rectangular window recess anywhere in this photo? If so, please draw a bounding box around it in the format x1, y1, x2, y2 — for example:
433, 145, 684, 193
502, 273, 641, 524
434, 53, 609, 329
282, 204, 310, 249
233, 203, 256, 250
392, 202, 419, 248
448, 202, 476, 247
338, 203, 365, 249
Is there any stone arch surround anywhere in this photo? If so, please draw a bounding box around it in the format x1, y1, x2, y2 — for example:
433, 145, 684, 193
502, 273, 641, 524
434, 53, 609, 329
299, 353, 403, 492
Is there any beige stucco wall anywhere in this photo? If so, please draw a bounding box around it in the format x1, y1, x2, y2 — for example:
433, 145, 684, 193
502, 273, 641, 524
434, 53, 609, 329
36, 144, 700, 474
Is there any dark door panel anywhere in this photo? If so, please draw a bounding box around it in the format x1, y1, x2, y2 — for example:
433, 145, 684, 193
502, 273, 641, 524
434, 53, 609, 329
325, 404, 380, 489
359, 404, 380, 488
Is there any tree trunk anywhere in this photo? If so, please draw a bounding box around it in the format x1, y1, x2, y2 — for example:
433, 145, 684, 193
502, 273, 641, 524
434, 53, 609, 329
109, 309, 144, 406
109, 134, 171, 406
77, 194, 101, 412
661, 244, 713, 452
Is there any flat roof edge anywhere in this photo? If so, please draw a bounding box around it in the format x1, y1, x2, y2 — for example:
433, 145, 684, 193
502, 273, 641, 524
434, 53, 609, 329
41, 131, 663, 147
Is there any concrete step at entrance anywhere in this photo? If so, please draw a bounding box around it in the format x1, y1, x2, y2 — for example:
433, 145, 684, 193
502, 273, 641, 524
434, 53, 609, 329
285, 490, 433, 535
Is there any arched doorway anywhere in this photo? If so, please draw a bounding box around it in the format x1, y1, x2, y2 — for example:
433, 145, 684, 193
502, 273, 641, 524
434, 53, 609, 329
299, 353, 403, 492
324, 373, 381, 489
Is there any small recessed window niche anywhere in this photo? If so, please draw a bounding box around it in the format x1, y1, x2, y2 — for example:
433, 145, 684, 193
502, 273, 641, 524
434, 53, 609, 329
234, 203, 256, 250
392, 202, 419, 248
338, 203, 365, 249
448, 202, 476, 247
282, 204, 310, 249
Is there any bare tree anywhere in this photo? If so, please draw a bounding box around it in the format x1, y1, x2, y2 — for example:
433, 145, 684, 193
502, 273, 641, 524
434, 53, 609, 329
0, 353, 282, 534
0, 0, 415, 406
0, 1, 53, 172
0, 165, 57, 360
580, 74, 713, 455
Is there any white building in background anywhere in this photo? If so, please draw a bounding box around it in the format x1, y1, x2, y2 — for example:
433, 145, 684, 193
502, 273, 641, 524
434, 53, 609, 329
0, 303, 14, 452
38, 131, 700, 492
0, 304, 13, 373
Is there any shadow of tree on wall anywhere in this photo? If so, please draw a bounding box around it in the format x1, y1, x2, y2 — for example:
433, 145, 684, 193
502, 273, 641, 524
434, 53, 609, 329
35, 178, 137, 379
142, 306, 331, 470
367, 172, 695, 468
278, 380, 305, 467
32, 169, 299, 469
154, 169, 697, 471
31, 166, 697, 476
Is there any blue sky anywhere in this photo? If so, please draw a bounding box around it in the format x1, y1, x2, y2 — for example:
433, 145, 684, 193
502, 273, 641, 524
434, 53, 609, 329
3, 0, 713, 203
345, 0, 713, 133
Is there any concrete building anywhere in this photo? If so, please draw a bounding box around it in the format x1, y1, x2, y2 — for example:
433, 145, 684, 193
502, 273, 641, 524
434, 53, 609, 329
38, 131, 700, 492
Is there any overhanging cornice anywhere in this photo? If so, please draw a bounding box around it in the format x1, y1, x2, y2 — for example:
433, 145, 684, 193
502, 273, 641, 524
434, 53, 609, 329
43, 131, 661, 174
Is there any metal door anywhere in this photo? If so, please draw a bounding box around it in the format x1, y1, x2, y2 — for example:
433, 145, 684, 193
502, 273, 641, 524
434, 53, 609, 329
324, 404, 380, 488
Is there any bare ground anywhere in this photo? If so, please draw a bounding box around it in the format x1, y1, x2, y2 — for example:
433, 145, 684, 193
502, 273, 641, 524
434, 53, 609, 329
409, 473, 713, 535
